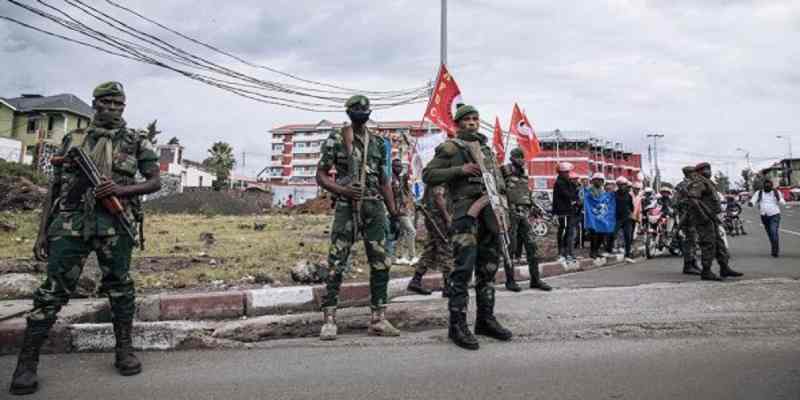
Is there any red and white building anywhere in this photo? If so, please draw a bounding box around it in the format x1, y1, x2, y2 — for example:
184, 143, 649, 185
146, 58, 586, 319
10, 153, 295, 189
525, 130, 643, 190
262, 119, 441, 184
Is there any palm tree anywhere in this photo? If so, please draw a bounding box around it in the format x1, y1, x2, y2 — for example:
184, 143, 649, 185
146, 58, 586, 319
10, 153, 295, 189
203, 142, 236, 190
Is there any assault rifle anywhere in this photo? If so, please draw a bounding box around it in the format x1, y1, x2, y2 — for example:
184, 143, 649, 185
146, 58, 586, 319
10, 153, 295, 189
459, 140, 514, 270
342, 126, 370, 241
59, 147, 138, 244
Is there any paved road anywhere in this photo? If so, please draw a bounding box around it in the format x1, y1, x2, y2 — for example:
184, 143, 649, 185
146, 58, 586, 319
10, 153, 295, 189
0, 336, 797, 400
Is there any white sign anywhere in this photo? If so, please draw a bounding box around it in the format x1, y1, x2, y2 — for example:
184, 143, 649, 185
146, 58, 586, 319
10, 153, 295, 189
0, 137, 23, 163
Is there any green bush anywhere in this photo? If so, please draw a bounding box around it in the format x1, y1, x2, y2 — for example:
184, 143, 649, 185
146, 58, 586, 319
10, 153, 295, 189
0, 159, 48, 185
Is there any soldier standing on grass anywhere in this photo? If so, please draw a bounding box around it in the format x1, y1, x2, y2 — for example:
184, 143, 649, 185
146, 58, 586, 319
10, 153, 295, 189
674, 165, 702, 275
687, 162, 743, 281
423, 105, 513, 350
407, 183, 453, 297
501, 148, 552, 292
10, 82, 161, 396
315, 95, 401, 341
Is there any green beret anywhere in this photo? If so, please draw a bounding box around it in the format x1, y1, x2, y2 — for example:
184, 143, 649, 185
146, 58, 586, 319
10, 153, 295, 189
454, 104, 478, 122
682, 166, 696, 175
695, 162, 711, 171
93, 81, 125, 98
345, 95, 370, 109
510, 148, 524, 159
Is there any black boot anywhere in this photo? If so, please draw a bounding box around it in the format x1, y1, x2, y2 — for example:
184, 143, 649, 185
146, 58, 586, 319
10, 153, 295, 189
720, 265, 743, 278
9, 319, 53, 396
504, 263, 522, 292
474, 313, 513, 341
682, 262, 702, 275
441, 274, 450, 298
406, 272, 432, 295
700, 265, 722, 281
529, 263, 552, 291
448, 311, 479, 350
113, 320, 142, 376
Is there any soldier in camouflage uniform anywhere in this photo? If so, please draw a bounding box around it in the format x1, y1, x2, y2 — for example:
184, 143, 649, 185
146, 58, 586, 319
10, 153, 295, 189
502, 148, 552, 292
423, 105, 513, 350
407, 183, 453, 297
10, 82, 161, 396
674, 165, 702, 275
686, 162, 743, 281
315, 95, 401, 341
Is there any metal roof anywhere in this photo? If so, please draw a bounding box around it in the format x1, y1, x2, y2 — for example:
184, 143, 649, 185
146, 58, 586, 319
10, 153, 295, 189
1, 94, 94, 119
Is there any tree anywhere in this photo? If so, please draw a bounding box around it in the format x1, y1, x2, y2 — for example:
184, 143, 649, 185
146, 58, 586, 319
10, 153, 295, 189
714, 171, 731, 193
203, 141, 236, 190
168, 136, 180, 145
752, 173, 765, 191
145, 120, 161, 143
740, 168, 754, 191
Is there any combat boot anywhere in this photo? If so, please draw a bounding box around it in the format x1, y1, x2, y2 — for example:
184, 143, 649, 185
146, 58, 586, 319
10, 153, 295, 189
529, 264, 552, 291
407, 272, 432, 295
682, 262, 702, 275
319, 306, 338, 341
367, 306, 400, 337
441, 274, 450, 298
9, 319, 53, 396
474, 313, 513, 341
448, 311, 479, 350
700, 265, 722, 281
113, 320, 142, 376
504, 263, 522, 292
720, 265, 743, 278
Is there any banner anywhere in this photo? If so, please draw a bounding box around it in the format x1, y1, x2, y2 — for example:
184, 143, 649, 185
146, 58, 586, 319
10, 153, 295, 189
583, 187, 616, 233
422, 64, 462, 137
509, 103, 541, 161
492, 117, 505, 164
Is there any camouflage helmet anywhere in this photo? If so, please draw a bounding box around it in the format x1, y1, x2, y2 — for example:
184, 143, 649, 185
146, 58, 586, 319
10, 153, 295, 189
454, 104, 479, 122
345, 95, 370, 109
510, 147, 525, 159
93, 81, 125, 98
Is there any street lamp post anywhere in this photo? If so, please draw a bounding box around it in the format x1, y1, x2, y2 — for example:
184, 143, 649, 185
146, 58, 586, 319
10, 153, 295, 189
776, 135, 794, 186
646, 133, 664, 190
736, 147, 752, 191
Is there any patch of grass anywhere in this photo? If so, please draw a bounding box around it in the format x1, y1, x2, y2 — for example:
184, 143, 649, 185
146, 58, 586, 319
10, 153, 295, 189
0, 211, 40, 259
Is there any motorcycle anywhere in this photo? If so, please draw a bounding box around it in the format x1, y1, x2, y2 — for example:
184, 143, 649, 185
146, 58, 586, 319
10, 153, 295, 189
643, 205, 681, 258
723, 207, 746, 236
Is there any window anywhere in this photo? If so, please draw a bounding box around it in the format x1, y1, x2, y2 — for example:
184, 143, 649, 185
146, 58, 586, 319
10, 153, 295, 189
47, 116, 55, 132
27, 119, 36, 134
199, 176, 204, 187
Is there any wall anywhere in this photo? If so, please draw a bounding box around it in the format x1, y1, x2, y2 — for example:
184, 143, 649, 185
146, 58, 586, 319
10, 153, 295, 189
0, 104, 14, 139
0, 137, 23, 163
271, 184, 320, 206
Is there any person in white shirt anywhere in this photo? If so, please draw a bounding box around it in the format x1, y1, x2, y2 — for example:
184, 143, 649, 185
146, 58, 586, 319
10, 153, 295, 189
749, 180, 786, 257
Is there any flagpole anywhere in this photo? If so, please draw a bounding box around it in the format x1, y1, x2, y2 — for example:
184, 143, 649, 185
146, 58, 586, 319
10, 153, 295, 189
441, 0, 447, 66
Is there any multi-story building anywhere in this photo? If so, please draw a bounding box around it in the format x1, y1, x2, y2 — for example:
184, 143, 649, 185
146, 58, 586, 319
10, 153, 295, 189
0, 93, 93, 166
157, 143, 216, 190
527, 130, 643, 190
263, 119, 441, 184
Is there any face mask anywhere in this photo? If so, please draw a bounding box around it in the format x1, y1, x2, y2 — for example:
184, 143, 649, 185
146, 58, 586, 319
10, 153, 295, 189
347, 110, 371, 125
93, 111, 125, 129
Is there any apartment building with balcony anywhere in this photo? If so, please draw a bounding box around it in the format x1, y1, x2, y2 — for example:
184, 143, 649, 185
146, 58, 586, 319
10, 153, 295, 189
262, 119, 441, 185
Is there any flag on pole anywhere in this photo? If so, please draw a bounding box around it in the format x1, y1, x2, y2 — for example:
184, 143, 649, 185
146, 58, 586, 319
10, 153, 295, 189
492, 117, 505, 164
509, 103, 541, 160
422, 64, 463, 137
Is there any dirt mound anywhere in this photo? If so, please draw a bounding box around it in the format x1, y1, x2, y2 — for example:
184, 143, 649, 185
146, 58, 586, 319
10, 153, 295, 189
0, 176, 47, 212
292, 195, 333, 214
145, 190, 271, 215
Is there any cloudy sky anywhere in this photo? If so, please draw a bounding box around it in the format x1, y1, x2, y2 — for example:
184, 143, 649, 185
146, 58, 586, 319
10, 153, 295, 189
1, 0, 798, 183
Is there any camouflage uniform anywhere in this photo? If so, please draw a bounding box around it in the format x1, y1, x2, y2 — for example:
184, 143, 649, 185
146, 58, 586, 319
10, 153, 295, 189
318, 127, 391, 309
501, 162, 549, 289
413, 184, 453, 276
674, 174, 699, 272
423, 130, 505, 314
30, 127, 158, 324
686, 174, 730, 276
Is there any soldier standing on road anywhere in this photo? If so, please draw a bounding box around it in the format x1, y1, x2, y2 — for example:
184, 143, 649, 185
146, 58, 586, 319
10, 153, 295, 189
423, 105, 513, 350
687, 162, 744, 281
315, 95, 402, 341
10, 82, 161, 396
502, 148, 552, 292
407, 183, 453, 296
390, 158, 417, 265
675, 165, 702, 275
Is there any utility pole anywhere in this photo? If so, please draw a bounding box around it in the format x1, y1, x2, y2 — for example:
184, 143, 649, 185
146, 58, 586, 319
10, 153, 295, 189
646, 133, 664, 190
441, 0, 447, 66
776, 135, 794, 186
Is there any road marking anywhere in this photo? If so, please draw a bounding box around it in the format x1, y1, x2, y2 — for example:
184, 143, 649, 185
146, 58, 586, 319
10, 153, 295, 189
780, 228, 800, 237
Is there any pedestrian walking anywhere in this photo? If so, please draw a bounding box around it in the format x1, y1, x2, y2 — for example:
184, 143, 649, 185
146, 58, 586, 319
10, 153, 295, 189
552, 162, 579, 262
423, 104, 513, 350
10, 82, 162, 395
749, 180, 786, 257
315, 95, 402, 340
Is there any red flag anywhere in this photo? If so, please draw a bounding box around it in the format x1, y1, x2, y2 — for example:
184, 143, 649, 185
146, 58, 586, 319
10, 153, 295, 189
492, 117, 505, 164
509, 103, 541, 161
422, 64, 462, 137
